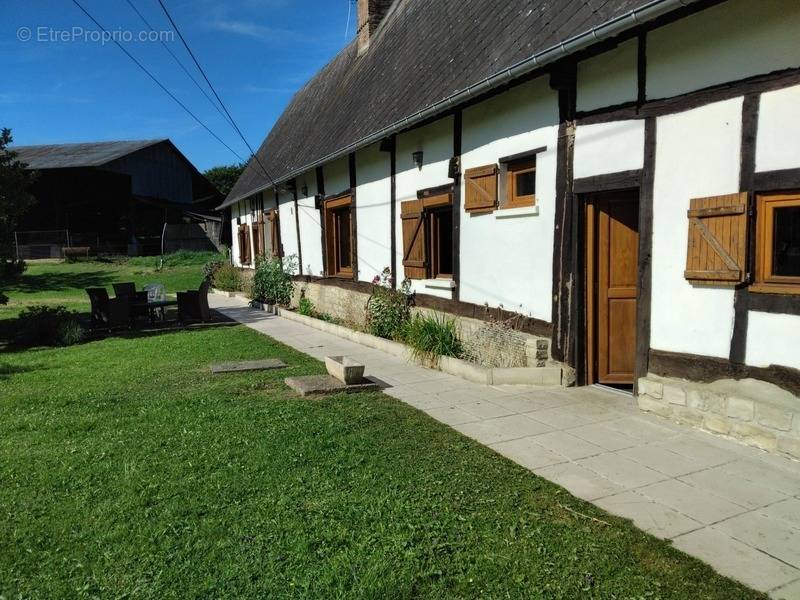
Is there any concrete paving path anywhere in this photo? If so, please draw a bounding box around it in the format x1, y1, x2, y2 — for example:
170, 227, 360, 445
211, 295, 800, 598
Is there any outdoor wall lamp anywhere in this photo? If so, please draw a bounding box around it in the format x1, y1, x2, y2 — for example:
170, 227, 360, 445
412, 150, 424, 170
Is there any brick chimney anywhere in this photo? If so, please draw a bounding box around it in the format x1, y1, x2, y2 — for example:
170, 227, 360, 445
357, 0, 392, 54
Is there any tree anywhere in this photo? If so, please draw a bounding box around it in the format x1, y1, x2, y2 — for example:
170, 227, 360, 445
0, 128, 35, 259
204, 163, 245, 197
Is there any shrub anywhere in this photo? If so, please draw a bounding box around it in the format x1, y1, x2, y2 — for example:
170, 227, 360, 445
366, 268, 411, 340
400, 313, 463, 365
203, 259, 223, 282
298, 296, 315, 316
0, 290, 7, 305
252, 255, 297, 306
0, 258, 26, 280
212, 263, 242, 292
15, 305, 84, 347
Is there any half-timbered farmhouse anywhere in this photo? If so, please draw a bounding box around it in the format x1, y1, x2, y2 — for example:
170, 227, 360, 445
219, 0, 800, 458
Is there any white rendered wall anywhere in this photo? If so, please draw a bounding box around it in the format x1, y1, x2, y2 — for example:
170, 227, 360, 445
647, 0, 800, 100
756, 84, 800, 173
323, 155, 350, 196
573, 120, 645, 179
277, 188, 299, 266
650, 98, 743, 358
394, 115, 455, 298
294, 171, 323, 277
460, 77, 559, 320
355, 143, 391, 283
745, 312, 800, 371
576, 38, 638, 113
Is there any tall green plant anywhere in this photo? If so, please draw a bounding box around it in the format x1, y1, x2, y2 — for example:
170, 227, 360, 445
252, 255, 297, 306
401, 313, 463, 365
0, 128, 36, 259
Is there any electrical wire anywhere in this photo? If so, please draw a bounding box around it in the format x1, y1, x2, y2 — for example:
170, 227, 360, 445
156, 0, 279, 189
124, 0, 236, 131
70, 0, 247, 163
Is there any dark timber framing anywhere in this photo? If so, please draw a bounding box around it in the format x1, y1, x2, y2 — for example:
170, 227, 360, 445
573, 170, 642, 194
550, 61, 577, 367
384, 136, 398, 289
292, 179, 303, 274
650, 349, 800, 397
636, 32, 647, 106
348, 152, 358, 281
635, 117, 657, 390
753, 168, 800, 191
452, 109, 463, 302
729, 93, 760, 365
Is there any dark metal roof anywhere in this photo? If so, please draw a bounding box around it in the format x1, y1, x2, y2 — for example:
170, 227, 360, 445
11, 139, 165, 169
222, 0, 669, 208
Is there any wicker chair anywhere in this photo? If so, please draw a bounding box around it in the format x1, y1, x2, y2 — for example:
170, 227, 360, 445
177, 280, 211, 323
113, 282, 148, 320
86, 288, 130, 329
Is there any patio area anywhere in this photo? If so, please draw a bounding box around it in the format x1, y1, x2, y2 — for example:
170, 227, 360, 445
211, 294, 800, 599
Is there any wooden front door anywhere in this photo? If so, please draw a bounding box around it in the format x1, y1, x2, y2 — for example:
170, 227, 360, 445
586, 191, 639, 385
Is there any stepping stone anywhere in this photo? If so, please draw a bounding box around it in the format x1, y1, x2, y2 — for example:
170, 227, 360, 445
284, 375, 382, 397
211, 359, 287, 374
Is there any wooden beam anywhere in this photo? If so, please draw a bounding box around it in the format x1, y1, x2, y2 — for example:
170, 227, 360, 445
730, 93, 760, 365
634, 117, 657, 392
636, 32, 647, 106
452, 110, 462, 302
649, 349, 800, 397
753, 167, 800, 191
388, 136, 397, 289
573, 169, 642, 194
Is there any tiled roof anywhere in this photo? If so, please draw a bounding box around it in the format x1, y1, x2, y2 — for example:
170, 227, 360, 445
223, 0, 668, 208
11, 139, 165, 169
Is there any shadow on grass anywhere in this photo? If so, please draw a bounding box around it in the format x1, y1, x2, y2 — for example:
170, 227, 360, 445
3, 271, 117, 295
0, 309, 237, 354
0, 362, 46, 380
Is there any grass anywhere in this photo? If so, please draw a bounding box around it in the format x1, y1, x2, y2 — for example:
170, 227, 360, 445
0, 263, 764, 598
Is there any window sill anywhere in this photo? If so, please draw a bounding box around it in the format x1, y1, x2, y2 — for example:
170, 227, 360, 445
421, 278, 456, 290
749, 283, 800, 295
494, 205, 539, 219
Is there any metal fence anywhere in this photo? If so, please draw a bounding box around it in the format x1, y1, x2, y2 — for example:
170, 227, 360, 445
14, 224, 221, 260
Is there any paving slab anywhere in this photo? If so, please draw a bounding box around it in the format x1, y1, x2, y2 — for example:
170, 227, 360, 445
679, 467, 788, 509
490, 436, 568, 470
771, 578, 800, 600
534, 462, 625, 501
529, 430, 606, 460
578, 453, 668, 489
284, 375, 382, 396
714, 511, 800, 568
454, 414, 553, 445
673, 527, 800, 592
210, 359, 287, 374
594, 491, 702, 539
638, 479, 746, 524
616, 444, 708, 478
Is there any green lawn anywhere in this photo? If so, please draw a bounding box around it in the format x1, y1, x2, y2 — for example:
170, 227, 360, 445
0, 264, 763, 598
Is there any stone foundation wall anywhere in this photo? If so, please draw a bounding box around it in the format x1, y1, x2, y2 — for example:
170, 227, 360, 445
638, 374, 800, 460
291, 280, 553, 369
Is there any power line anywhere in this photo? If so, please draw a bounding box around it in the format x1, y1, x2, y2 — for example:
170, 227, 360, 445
70, 0, 246, 163
155, 0, 279, 189
124, 0, 236, 132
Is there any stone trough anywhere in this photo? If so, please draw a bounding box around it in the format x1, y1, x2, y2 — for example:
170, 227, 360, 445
284, 355, 382, 396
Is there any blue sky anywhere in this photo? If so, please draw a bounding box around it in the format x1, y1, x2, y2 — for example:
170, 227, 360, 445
2, 0, 356, 171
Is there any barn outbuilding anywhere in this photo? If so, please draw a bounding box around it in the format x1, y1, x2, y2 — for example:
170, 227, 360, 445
13, 139, 224, 257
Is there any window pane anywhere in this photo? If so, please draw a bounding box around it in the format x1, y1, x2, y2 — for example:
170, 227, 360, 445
336, 208, 351, 270
773, 205, 800, 277
515, 170, 535, 197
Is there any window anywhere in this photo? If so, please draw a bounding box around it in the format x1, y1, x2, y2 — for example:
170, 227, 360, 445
324, 194, 353, 277
505, 158, 536, 208
754, 192, 800, 294
401, 192, 453, 280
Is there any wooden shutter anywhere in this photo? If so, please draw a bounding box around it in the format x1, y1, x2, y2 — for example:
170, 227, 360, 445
267, 210, 282, 258
464, 164, 497, 213
684, 193, 748, 284
401, 199, 427, 279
